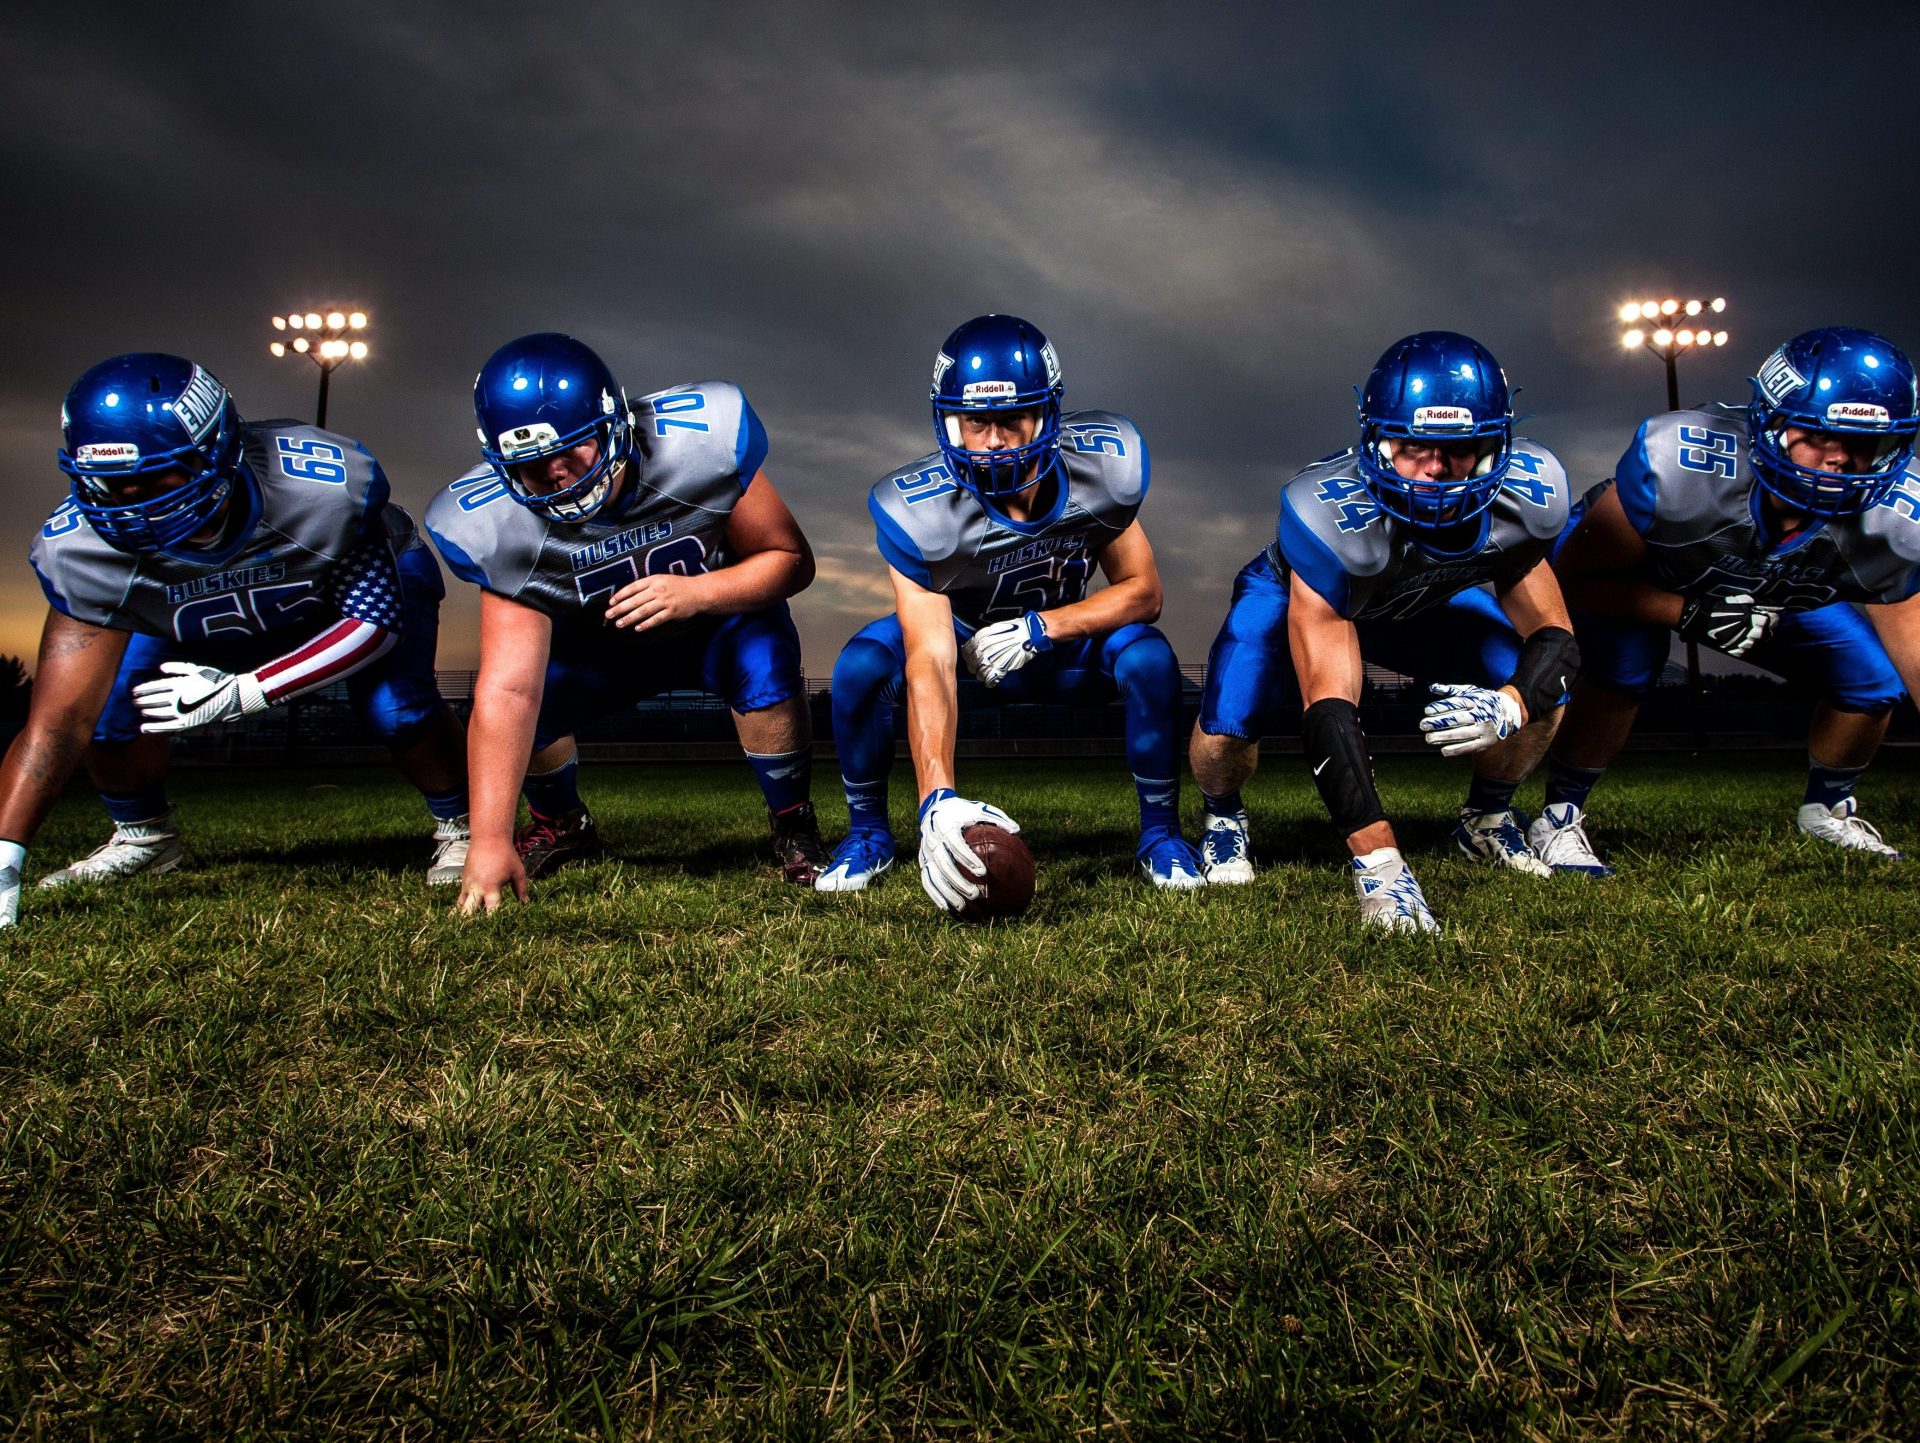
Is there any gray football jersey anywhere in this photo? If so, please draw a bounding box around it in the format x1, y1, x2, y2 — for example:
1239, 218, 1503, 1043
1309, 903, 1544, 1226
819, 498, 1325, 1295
425, 380, 766, 639
1271, 439, 1572, 621
30, 419, 408, 641
868, 411, 1147, 629
1608, 405, 1920, 608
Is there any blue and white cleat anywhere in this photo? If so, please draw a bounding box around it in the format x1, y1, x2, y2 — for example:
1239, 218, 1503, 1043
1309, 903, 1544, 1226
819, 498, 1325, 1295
1138, 829, 1207, 889
1796, 798, 1904, 859
1453, 808, 1551, 878
814, 828, 897, 892
1199, 809, 1255, 884
1351, 846, 1439, 933
1526, 803, 1615, 877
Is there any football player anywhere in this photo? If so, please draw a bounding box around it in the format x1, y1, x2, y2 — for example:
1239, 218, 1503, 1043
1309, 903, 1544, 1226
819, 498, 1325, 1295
815, 313, 1206, 910
426, 333, 826, 914
1188, 332, 1580, 932
1533, 327, 1920, 871
0, 354, 470, 927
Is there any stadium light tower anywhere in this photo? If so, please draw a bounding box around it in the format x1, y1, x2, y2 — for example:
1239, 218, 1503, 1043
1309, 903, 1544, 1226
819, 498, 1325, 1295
1618, 294, 1730, 749
268, 307, 370, 428
1619, 296, 1728, 412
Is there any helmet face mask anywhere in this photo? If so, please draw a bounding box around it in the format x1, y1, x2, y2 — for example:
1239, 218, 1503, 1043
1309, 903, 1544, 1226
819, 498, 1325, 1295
474, 333, 633, 524
930, 315, 1064, 501
57, 355, 250, 556
1747, 328, 1918, 519
1355, 331, 1513, 541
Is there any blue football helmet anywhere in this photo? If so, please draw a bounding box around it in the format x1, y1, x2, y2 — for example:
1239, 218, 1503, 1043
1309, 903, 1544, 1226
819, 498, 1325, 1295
931, 314, 1064, 499
1748, 328, 1919, 518
475, 333, 633, 522
57, 354, 250, 555
1355, 331, 1514, 537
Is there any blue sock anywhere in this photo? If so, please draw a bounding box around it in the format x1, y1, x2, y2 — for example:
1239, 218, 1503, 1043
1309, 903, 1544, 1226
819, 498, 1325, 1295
1111, 631, 1183, 837
1542, 756, 1606, 812
1804, 757, 1866, 809
1134, 775, 1181, 835
1201, 787, 1244, 817
421, 787, 468, 822
1464, 772, 1520, 816
522, 756, 583, 819
746, 748, 812, 815
843, 777, 890, 834
101, 788, 172, 826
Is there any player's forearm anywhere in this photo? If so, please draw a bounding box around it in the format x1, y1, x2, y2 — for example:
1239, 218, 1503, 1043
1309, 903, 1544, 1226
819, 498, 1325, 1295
689, 549, 812, 615
254, 619, 398, 703
466, 688, 541, 844
0, 720, 93, 845
1558, 571, 1683, 627
903, 650, 959, 798
1038, 575, 1162, 643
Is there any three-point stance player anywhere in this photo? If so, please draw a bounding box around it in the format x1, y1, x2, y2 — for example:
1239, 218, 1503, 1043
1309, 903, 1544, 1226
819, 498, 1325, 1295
0, 354, 468, 926
1189, 332, 1580, 931
816, 314, 1206, 912
426, 333, 827, 913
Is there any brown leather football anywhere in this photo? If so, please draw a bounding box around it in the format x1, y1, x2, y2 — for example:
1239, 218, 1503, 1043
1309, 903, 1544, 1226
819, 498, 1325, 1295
956, 823, 1036, 922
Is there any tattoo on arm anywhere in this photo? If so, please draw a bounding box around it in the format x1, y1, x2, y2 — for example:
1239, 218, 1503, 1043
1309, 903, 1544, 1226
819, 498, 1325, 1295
44, 626, 101, 659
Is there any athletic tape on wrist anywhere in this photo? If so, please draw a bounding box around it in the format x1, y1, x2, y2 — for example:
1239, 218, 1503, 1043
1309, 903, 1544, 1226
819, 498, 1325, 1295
1301, 697, 1385, 838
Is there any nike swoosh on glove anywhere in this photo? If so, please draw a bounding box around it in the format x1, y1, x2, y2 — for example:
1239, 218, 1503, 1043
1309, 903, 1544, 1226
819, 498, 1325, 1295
1677, 592, 1782, 658
132, 662, 270, 734
1419, 682, 1524, 757
961, 611, 1052, 688
917, 788, 1021, 911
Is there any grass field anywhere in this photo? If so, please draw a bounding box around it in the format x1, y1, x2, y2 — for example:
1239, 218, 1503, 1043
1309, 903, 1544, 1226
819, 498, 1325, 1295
4, 754, 1919, 1440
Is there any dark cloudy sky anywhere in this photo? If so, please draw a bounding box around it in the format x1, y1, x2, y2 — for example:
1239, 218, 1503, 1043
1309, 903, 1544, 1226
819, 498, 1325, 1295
6, 2, 1919, 671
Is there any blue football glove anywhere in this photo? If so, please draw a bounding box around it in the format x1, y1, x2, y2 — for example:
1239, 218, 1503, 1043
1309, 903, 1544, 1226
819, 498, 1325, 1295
1420, 682, 1524, 757
962, 611, 1052, 688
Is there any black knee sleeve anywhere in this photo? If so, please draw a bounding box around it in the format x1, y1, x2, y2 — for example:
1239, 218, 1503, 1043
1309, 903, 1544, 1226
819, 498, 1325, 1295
1301, 697, 1385, 837
1509, 626, 1579, 721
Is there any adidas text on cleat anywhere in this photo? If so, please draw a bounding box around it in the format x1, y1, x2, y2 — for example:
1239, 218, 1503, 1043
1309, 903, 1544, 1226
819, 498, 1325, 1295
814, 828, 896, 893
1453, 808, 1551, 878
1138, 828, 1206, 889
513, 807, 602, 879
426, 815, 471, 887
1199, 809, 1255, 884
1351, 846, 1439, 933
770, 803, 831, 885
39, 816, 184, 888
1797, 798, 1904, 859
1526, 803, 1614, 877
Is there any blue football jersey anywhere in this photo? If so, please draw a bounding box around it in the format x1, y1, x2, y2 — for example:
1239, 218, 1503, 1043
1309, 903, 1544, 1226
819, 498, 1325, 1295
425, 380, 767, 640
867, 411, 1147, 630
1273, 439, 1574, 620
30, 419, 409, 641
1608, 405, 1920, 608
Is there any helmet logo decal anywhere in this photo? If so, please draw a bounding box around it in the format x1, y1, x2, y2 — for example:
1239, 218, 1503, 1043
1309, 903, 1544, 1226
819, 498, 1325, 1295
1040, 342, 1061, 385
962, 380, 1019, 403
172, 365, 227, 442
75, 442, 141, 466
1412, 405, 1473, 429
1757, 349, 1807, 404
1827, 401, 1891, 427
932, 352, 955, 388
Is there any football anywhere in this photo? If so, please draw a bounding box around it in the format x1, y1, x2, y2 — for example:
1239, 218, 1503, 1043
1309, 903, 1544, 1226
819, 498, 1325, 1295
956, 823, 1036, 922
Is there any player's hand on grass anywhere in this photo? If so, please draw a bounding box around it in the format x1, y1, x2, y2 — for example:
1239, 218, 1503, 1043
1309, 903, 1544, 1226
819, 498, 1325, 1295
0, 841, 23, 929
917, 789, 1019, 911
132, 662, 268, 733
962, 612, 1052, 687
457, 837, 528, 915
605, 572, 710, 634
1420, 682, 1524, 757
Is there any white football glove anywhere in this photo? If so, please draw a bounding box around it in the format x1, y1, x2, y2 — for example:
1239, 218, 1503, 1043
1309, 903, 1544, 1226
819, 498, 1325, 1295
0, 840, 25, 929
962, 611, 1052, 688
132, 662, 270, 734
917, 789, 1021, 912
1420, 682, 1524, 757
1677, 592, 1782, 658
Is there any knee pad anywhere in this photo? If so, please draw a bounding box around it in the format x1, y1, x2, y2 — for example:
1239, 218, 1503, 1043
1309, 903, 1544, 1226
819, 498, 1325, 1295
832, 636, 905, 710
1108, 626, 1179, 698
354, 677, 445, 742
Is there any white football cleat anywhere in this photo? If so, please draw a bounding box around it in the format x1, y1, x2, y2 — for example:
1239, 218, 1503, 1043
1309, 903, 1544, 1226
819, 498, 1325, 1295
1351, 846, 1439, 933
1797, 798, 1904, 859
38, 816, 184, 888
1452, 808, 1552, 878
426, 815, 471, 886
1527, 803, 1614, 877
814, 829, 896, 892
1199, 809, 1255, 884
